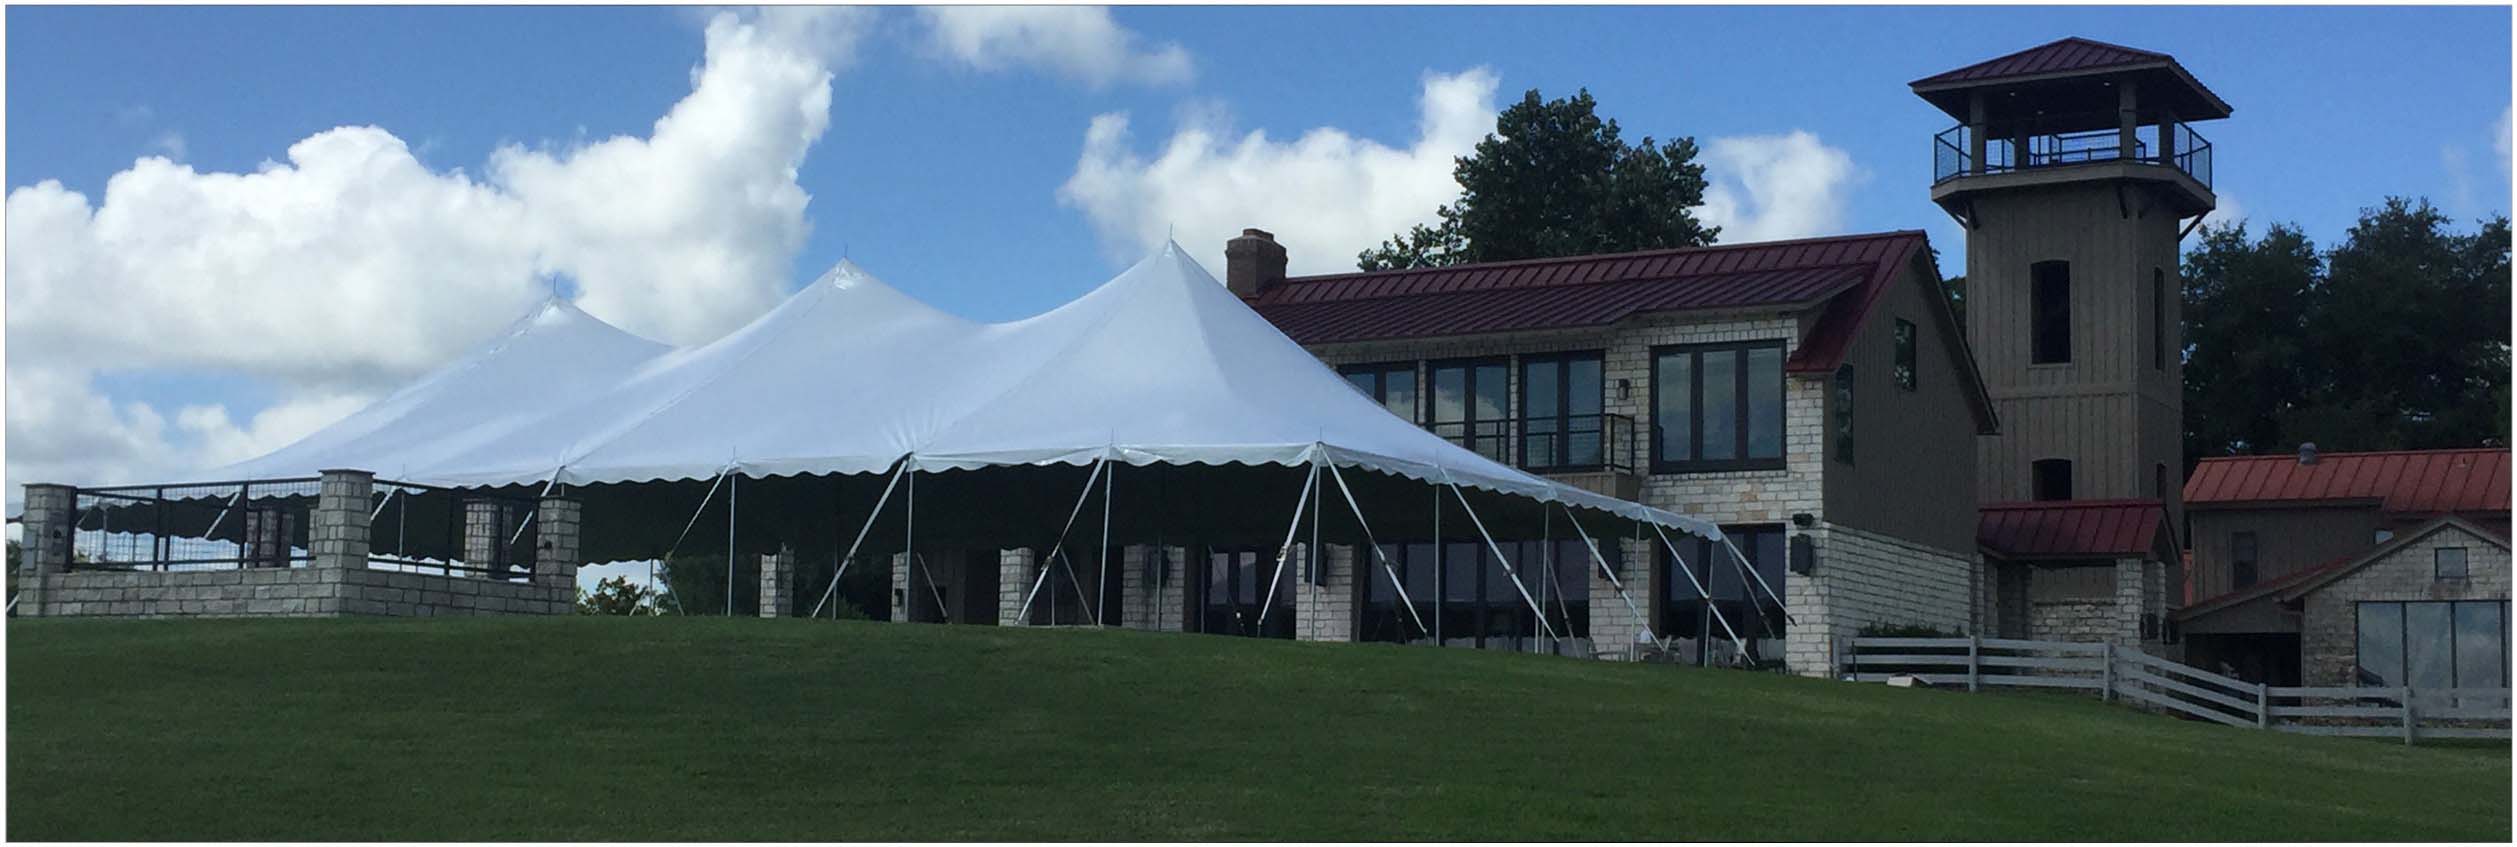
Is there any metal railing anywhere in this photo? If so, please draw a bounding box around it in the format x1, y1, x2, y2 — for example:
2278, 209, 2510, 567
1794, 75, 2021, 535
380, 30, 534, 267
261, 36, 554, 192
367, 480, 538, 581
1931, 113, 2213, 188
1425, 413, 1639, 474
1843, 636, 2510, 746
67, 479, 322, 572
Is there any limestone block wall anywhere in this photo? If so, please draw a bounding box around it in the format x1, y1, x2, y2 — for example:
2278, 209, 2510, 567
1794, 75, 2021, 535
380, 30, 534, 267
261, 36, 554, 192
1119, 545, 1188, 633
997, 548, 1036, 626
2299, 525, 2511, 687
2024, 557, 2145, 646
1293, 544, 1356, 643
1787, 525, 1977, 673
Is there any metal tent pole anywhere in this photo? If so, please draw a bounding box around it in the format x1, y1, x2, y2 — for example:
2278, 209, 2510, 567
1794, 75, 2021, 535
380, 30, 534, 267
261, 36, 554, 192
1098, 457, 1114, 626
1650, 523, 1750, 661
807, 460, 910, 619
725, 472, 738, 616
1443, 482, 1557, 640
1432, 483, 1443, 644
1559, 503, 1668, 652
904, 466, 915, 620
1721, 535, 1798, 625
1016, 457, 1109, 624
659, 469, 732, 616
1306, 458, 1322, 641
1324, 461, 1430, 639
1253, 462, 1320, 629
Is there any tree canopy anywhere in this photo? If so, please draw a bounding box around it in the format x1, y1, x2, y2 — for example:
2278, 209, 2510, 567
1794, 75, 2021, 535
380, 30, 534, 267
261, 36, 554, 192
2182, 198, 2510, 459
1358, 89, 1716, 270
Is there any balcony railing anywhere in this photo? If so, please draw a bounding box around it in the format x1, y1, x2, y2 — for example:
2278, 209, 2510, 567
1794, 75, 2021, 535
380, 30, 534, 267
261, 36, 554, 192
1933, 112, 2212, 189
1426, 413, 1639, 475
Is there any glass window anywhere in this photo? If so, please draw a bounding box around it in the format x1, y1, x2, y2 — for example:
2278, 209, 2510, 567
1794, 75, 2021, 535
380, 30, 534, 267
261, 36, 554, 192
2033, 459, 2074, 501
1339, 362, 1417, 422
2231, 531, 2258, 589
2454, 602, 2507, 688
1893, 319, 1918, 391
1651, 342, 1787, 472
2405, 602, 2457, 689
2357, 602, 2405, 686
1520, 353, 1606, 471
1833, 364, 1854, 465
2436, 547, 2470, 580
1430, 360, 1509, 464
2032, 260, 2071, 364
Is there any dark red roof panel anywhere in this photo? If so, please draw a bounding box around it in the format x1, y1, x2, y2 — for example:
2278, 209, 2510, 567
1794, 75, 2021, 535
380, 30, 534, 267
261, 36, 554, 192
1911, 37, 2171, 87
1978, 499, 2169, 560
1255, 265, 1863, 348
2183, 448, 2511, 515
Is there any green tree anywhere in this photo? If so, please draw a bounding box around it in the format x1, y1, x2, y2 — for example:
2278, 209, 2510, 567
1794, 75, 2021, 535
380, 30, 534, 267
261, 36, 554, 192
576, 575, 658, 615
2182, 198, 2510, 459
1358, 89, 1716, 270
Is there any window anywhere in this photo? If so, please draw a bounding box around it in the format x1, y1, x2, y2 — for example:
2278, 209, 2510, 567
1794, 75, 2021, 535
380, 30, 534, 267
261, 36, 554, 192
1192, 547, 1293, 639
2151, 269, 2169, 372
1651, 342, 1786, 472
1339, 362, 1417, 423
2032, 459, 2073, 501
1429, 359, 1510, 465
1833, 364, 1855, 465
2154, 463, 2169, 502
2356, 600, 2510, 688
2031, 260, 2071, 364
1892, 319, 1918, 391
1657, 525, 1789, 667
2436, 547, 2470, 581
1520, 353, 1606, 471
2231, 531, 2259, 590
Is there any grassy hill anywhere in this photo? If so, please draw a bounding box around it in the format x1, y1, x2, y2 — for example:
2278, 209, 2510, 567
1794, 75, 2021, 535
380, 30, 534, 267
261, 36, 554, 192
7, 617, 2508, 841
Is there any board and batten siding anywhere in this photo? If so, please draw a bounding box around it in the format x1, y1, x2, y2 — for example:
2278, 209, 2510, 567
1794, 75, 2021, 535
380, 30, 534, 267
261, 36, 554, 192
2186, 506, 2384, 602
1820, 256, 1982, 556
1965, 180, 2186, 523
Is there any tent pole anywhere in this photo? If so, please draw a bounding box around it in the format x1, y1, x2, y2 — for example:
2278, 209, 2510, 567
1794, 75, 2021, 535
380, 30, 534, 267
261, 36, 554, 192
1432, 483, 1443, 645
1540, 506, 1551, 653
904, 466, 916, 620
1016, 457, 1109, 625
1324, 461, 1431, 639
657, 470, 731, 615
1254, 462, 1319, 630
1650, 523, 1751, 661
1097, 457, 1114, 627
913, 551, 952, 624
1306, 457, 1321, 641
1721, 535, 1798, 626
807, 459, 908, 619
725, 472, 738, 616
1558, 504, 1669, 652
1443, 482, 1557, 640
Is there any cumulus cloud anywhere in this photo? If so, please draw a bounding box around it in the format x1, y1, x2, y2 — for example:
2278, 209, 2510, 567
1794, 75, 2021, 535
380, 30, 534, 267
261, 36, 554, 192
2201, 191, 2246, 230
1059, 68, 1497, 275
918, 6, 1192, 88
1697, 131, 1860, 243
4, 7, 863, 494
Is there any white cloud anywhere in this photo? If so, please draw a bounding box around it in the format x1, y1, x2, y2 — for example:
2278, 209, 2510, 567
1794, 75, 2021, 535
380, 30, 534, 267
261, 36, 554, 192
2202, 191, 2247, 230
918, 6, 1192, 88
4, 8, 864, 496
1059, 68, 1497, 275
1697, 131, 1860, 243
147, 131, 186, 161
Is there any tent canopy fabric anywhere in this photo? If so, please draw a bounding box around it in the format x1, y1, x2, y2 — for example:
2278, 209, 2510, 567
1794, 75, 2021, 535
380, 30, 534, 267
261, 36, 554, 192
218, 244, 1719, 547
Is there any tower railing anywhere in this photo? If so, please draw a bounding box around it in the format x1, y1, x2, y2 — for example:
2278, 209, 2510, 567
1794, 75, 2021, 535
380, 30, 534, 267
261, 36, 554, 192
1933, 113, 2212, 189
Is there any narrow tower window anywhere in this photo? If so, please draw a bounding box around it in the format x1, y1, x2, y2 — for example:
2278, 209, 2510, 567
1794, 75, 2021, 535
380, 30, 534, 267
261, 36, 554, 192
1892, 319, 1918, 391
2152, 268, 2168, 371
2032, 458, 2073, 501
2031, 260, 2071, 364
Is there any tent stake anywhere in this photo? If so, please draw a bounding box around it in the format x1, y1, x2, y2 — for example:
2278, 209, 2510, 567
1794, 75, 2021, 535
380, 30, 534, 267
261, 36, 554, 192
1650, 523, 1750, 662
1324, 461, 1431, 639
807, 459, 909, 619
1254, 462, 1320, 630
1444, 482, 1557, 640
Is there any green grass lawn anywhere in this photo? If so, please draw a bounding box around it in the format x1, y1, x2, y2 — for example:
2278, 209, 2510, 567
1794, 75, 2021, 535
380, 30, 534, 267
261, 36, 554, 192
8, 617, 2509, 841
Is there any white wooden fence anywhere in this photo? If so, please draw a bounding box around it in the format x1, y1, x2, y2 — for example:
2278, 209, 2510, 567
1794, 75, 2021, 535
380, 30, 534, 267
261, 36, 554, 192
1841, 636, 2511, 746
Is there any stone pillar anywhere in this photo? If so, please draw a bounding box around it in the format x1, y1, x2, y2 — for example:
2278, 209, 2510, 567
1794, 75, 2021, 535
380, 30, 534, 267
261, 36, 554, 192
311, 470, 374, 572
463, 499, 511, 577
889, 552, 910, 622
535, 495, 582, 597
1295, 544, 1356, 643
17, 483, 76, 617
997, 548, 1035, 626
758, 544, 793, 618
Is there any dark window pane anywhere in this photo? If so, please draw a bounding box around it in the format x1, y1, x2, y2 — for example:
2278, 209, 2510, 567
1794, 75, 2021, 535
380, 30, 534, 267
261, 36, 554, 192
1702, 350, 1738, 460
1746, 346, 1783, 459
1368, 545, 1397, 605
1484, 548, 1516, 603
1445, 543, 1479, 602
1834, 364, 1855, 465
1405, 543, 1437, 601
1384, 370, 1416, 422
2033, 459, 2074, 501
1556, 540, 1593, 601
1345, 370, 1378, 398
1567, 357, 1602, 415
1655, 352, 1694, 462
2437, 547, 2470, 580
2455, 602, 2506, 688
2032, 260, 2072, 364
1432, 366, 1466, 424
2406, 602, 2456, 689
1523, 360, 1559, 418
2232, 531, 2259, 589
2358, 602, 2405, 687
1473, 365, 1508, 424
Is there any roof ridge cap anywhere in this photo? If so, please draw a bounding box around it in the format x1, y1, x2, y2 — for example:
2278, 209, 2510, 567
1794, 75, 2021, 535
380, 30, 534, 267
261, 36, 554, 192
1282, 230, 1928, 284
2195, 446, 2509, 462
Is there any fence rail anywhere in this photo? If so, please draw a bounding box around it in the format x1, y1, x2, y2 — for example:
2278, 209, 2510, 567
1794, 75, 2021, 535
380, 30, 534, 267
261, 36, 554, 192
66, 479, 323, 572
1843, 636, 2509, 746
367, 480, 538, 581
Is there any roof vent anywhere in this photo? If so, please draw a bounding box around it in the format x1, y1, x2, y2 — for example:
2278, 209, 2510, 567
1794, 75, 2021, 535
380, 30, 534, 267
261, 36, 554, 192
2298, 442, 2318, 465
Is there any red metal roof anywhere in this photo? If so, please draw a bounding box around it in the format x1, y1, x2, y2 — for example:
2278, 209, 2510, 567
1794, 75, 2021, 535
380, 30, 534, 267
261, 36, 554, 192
1249, 231, 1924, 370
2182, 448, 2511, 516
1911, 37, 2171, 87
1978, 499, 2170, 560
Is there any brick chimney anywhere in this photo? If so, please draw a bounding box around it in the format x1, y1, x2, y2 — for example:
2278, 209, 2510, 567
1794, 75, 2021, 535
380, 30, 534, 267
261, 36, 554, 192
1225, 228, 1287, 298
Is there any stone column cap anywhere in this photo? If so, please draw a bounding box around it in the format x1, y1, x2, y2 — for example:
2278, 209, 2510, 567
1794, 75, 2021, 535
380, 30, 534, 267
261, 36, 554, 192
317, 468, 376, 477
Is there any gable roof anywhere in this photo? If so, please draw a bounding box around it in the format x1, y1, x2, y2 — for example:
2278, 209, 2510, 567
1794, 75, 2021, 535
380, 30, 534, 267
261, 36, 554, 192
1978, 499, 2175, 561
2183, 448, 2511, 515
1245, 231, 1996, 432
2274, 515, 2512, 602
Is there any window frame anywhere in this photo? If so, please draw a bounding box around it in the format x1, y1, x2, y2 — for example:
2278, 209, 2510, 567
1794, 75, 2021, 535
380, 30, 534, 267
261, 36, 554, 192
2031, 458, 2074, 501
1338, 361, 1420, 424
1427, 356, 1512, 465
2231, 530, 2259, 590
1892, 318, 1918, 392
1517, 350, 1608, 472
2353, 599, 2512, 689
2030, 260, 2072, 365
2436, 546, 2471, 581
1650, 340, 1789, 474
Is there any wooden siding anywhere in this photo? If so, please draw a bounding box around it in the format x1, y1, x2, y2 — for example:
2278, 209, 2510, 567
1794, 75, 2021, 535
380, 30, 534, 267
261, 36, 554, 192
2187, 506, 2384, 601
1966, 179, 2187, 521
1822, 256, 1982, 554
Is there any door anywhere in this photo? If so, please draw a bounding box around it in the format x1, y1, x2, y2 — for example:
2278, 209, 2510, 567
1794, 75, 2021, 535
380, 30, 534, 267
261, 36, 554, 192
1197, 548, 1293, 638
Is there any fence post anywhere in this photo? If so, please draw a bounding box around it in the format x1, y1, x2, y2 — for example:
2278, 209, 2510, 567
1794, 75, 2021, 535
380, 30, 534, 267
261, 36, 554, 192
1967, 634, 1981, 692
2255, 682, 2270, 729
2401, 687, 2417, 746
2100, 642, 2115, 703
16, 483, 77, 617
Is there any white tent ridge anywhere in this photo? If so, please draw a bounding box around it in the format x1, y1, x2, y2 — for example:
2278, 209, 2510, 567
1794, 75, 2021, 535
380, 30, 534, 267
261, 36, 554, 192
219, 244, 1720, 542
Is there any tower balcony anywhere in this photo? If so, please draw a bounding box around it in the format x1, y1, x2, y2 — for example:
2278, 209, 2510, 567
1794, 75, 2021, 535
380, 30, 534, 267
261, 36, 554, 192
1931, 113, 2216, 219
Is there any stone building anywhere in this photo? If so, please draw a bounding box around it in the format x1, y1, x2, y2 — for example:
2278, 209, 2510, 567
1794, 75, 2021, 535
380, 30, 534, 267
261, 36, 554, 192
2175, 448, 2511, 687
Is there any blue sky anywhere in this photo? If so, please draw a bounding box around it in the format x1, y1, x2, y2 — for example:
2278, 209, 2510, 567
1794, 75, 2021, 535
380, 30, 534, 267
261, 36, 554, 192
4, 5, 2510, 495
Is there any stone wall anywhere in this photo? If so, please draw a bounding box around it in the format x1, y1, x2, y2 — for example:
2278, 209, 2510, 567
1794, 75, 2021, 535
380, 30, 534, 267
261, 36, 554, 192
1293, 544, 1355, 643
1787, 525, 1977, 673
2299, 524, 2511, 687
997, 548, 1036, 626
1119, 545, 1188, 633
